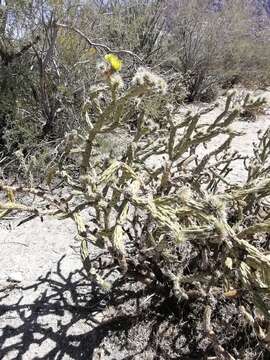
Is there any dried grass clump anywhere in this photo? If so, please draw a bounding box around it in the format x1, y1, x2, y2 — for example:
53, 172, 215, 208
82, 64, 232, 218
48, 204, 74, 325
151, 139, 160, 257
1, 69, 270, 359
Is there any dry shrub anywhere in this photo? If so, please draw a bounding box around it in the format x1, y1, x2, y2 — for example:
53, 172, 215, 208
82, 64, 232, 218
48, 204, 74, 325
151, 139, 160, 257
167, 0, 270, 100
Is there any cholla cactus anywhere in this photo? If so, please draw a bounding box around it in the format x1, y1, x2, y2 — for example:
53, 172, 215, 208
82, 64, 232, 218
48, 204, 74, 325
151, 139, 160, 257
230, 90, 267, 120
132, 67, 168, 94
1, 66, 270, 357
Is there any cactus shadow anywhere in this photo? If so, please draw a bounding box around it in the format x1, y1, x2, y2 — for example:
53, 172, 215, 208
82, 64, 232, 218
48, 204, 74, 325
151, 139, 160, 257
0, 254, 144, 360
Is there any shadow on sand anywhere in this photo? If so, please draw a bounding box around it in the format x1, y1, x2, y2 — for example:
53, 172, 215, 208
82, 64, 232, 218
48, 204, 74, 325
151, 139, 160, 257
0, 255, 144, 360
1, 255, 267, 360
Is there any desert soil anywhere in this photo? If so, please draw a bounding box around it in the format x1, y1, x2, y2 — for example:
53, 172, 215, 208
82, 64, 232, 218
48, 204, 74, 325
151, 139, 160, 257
0, 88, 269, 359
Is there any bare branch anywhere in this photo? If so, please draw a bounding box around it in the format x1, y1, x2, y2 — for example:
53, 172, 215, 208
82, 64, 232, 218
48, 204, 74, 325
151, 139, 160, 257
56, 23, 143, 62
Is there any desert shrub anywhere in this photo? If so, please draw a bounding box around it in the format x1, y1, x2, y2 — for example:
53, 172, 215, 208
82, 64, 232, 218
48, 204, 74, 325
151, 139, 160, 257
1, 0, 270, 171
0, 0, 98, 153
167, 0, 223, 101
167, 0, 270, 100
93, 0, 166, 64
1, 61, 270, 358
219, 0, 270, 87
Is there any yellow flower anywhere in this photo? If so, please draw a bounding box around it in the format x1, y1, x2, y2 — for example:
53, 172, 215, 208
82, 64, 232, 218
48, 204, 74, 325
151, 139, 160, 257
104, 53, 122, 72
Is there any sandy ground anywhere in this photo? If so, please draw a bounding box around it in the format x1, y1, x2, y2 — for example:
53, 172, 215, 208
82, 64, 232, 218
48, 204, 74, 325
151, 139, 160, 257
0, 89, 269, 359
0, 218, 98, 359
